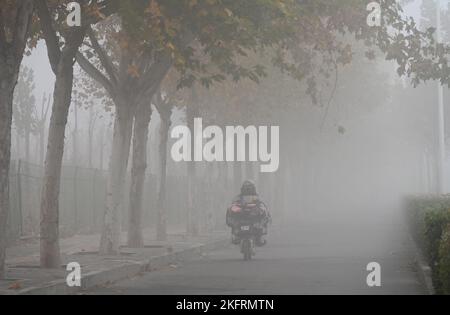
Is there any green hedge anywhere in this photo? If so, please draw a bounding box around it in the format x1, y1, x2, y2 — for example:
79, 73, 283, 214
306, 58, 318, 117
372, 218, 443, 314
439, 224, 450, 294
405, 195, 450, 295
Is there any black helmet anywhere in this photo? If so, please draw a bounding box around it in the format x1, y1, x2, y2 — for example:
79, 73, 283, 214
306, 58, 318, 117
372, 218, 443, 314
241, 180, 257, 196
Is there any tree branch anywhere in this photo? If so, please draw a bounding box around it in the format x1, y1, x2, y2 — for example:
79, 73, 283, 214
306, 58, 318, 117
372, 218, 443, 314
153, 88, 163, 112
12, 0, 34, 57
139, 82, 162, 113
87, 26, 118, 85
83, 0, 117, 26
137, 30, 194, 100
76, 52, 115, 97
154, 90, 173, 121
35, 0, 61, 73
137, 53, 173, 100
118, 50, 132, 87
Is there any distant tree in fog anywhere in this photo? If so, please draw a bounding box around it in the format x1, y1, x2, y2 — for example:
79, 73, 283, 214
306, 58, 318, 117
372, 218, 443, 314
36, 94, 51, 166
73, 70, 113, 169
13, 66, 38, 163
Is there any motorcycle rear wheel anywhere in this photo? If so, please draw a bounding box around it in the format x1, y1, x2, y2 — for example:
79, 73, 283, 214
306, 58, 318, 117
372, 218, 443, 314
242, 239, 252, 261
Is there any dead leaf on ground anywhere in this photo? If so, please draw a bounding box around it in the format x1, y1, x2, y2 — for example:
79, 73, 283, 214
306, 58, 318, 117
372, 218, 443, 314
8, 282, 22, 290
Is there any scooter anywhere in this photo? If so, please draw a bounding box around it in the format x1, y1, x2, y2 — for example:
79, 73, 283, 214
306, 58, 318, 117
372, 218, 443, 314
230, 203, 262, 261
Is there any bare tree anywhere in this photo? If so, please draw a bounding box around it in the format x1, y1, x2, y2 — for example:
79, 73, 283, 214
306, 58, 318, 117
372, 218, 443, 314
71, 98, 79, 166
154, 91, 173, 241
36, 94, 51, 166
13, 66, 37, 164
87, 102, 97, 169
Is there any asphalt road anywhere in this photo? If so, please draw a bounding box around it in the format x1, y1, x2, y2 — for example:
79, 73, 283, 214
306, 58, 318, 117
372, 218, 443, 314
87, 213, 425, 295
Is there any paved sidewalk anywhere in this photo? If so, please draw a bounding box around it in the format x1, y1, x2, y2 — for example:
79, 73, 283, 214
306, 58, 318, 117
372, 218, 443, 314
0, 226, 228, 295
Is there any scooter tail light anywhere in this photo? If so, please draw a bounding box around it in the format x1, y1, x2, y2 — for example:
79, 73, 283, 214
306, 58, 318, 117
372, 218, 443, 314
231, 205, 242, 213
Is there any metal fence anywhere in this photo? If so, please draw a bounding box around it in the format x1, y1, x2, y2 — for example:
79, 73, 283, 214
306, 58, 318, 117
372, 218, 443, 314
7, 160, 109, 241
6, 160, 232, 243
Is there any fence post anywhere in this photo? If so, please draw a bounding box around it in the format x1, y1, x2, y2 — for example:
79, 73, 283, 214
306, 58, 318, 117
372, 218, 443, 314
17, 160, 23, 237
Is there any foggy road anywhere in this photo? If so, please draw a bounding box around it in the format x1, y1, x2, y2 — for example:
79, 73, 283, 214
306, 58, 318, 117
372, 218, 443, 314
3, 0, 450, 297
87, 212, 425, 295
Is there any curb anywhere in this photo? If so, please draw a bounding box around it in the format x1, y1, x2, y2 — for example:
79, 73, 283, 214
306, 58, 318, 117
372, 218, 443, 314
15, 238, 229, 295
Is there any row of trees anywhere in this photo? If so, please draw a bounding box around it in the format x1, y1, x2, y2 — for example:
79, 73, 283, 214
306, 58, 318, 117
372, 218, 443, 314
12, 65, 112, 169
1, 0, 450, 278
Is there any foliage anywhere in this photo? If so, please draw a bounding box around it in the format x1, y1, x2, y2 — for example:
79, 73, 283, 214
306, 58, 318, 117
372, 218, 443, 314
424, 206, 450, 263
73, 70, 114, 116
77, 0, 450, 105
13, 65, 37, 136
438, 224, 450, 295
405, 195, 450, 294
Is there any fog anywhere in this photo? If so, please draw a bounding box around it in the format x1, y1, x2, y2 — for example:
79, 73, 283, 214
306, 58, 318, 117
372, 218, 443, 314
3, 0, 450, 296
12, 42, 440, 240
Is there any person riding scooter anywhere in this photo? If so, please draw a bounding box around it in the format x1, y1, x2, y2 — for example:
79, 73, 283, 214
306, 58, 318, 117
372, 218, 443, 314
226, 180, 271, 246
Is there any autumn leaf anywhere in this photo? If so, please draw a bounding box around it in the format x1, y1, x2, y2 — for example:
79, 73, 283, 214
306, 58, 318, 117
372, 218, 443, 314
86, 4, 106, 20
145, 0, 162, 17
198, 9, 208, 17
166, 42, 176, 52
127, 64, 140, 78
8, 281, 22, 290
189, 0, 198, 8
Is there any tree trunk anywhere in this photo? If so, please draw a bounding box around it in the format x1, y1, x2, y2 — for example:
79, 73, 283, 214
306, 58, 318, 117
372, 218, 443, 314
233, 162, 242, 192
0, 82, 14, 279
156, 107, 172, 241
245, 162, 254, 181
0, 0, 34, 278
72, 104, 78, 166
186, 101, 199, 236
99, 126, 105, 170
88, 131, 93, 169
88, 105, 94, 169
100, 102, 134, 255
25, 128, 30, 163
203, 163, 215, 233
40, 56, 78, 269
127, 102, 152, 248
23, 127, 30, 229
187, 162, 198, 236
15, 131, 21, 160
34, 132, 39, 165
39, 127, 45, 166
39, 96, 50, 166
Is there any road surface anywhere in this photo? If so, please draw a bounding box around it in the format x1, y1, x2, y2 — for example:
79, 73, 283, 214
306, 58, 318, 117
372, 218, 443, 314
87, 213, 425, 295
